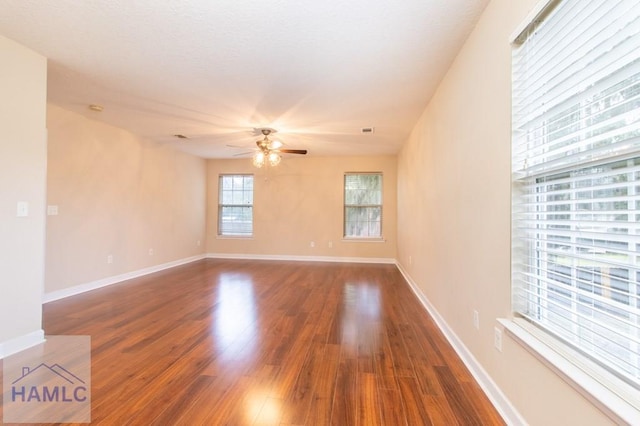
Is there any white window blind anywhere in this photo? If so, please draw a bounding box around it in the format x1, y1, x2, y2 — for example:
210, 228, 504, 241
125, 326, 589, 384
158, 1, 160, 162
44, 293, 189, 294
218, 174, 253, 236
344, 173, 382, 238
512, 0, 640, 396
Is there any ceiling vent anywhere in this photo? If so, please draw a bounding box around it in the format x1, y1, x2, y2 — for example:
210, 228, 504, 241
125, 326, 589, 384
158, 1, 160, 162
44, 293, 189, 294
361, 127, 375, 134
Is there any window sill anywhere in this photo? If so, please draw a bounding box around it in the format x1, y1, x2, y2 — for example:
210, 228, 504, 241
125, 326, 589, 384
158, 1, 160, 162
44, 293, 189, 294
216, 235, 253, 240
497, 318, 640, 425
342, 237, 386, 243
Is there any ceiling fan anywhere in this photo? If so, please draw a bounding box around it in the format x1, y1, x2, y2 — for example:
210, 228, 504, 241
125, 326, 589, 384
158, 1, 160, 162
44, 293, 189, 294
249, 128, 307, 168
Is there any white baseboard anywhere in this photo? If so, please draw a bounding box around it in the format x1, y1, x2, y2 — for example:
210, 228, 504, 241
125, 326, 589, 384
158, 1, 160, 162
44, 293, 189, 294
207, 253, 396, 264
395, 262, 525, 426
0, 329, 45, 359
43, 254, 206, 303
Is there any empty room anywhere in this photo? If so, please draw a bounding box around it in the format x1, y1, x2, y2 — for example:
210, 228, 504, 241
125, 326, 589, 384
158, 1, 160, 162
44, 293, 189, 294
1, 0, 639, 424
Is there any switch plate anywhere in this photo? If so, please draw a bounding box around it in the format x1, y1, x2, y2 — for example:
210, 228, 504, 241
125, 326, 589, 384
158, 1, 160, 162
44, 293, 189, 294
16, 201, 28, 217
494, 327, 503, 352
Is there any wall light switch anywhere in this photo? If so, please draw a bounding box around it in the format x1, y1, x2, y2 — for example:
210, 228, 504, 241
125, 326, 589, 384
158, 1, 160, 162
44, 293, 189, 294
494, 327, 503, 352
17, 201, 29, 217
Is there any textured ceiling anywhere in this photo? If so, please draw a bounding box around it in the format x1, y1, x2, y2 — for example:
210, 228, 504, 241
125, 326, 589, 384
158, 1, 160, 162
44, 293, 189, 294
0, 0, 488, 158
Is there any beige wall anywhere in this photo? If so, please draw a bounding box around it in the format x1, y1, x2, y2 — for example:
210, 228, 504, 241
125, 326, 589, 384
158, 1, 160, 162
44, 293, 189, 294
206, 156, 397, 260
0, 35, 47, 352
397, 0, 613, 424
45, 105, 207, 294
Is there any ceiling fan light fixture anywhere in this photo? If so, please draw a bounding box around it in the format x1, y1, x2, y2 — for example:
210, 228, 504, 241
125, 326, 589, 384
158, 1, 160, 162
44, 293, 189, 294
253, 151, 266, 168
268, 152, 281, 167
247, 127, 305, 168
269, 140, 283, 149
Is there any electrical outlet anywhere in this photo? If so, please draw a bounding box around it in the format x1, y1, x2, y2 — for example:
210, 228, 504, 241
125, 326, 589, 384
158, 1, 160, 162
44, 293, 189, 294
494, 327, 503, 352
197, 240, 201, 246
473, 310, 479, 330
328, 241, 333, 248
310, 241, 315, 248
47, 205, 59, 216
409, 255, 412, 265
148, 248, 154, 256
107, 255, 113, 264
16, 201, 28, 217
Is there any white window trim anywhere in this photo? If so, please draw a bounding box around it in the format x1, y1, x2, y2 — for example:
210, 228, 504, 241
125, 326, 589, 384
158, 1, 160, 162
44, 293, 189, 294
499, 318, 639, 424
341, 237, 386, 243
509, 0, 557, 43
216, 235, 254, 240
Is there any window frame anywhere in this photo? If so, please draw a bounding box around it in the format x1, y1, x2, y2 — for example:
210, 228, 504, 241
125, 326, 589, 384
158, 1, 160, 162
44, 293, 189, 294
217, 174, 254, 237
343, 172, 383, 239
509, 0, 640, 422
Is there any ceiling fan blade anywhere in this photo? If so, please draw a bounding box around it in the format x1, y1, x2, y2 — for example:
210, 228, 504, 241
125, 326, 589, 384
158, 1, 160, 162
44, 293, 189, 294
233, 151, 254, 157
279, 149, 308, 155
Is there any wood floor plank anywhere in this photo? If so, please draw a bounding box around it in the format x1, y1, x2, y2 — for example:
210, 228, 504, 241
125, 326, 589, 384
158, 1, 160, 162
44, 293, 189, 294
330, 358, 358, 426
384, 321, 416, 378
279, 344, 324, 425
378, 388, 408, 426
271, 323, 315, 400
397, 376, 434, 426
462, 381, 507, 425
374, 335, 400, 391
358, 372, 382, 426
306, 344, 341, 425
434, 365, 487, 426
425, 395, 461, 426
1, 259, 505, 426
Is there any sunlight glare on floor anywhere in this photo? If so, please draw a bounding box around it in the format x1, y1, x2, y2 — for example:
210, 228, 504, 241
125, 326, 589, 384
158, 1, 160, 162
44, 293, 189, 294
212, 273, 258, 362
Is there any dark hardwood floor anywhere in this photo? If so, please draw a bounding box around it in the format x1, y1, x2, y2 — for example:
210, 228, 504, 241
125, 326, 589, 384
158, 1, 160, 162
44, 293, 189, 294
1, 259, 504, 425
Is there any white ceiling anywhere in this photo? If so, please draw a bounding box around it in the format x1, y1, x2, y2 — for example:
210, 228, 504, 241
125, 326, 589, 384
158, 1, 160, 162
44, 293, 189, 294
0, 0, 488, 158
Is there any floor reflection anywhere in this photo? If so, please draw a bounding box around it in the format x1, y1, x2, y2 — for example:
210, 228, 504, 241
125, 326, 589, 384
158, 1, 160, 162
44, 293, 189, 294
212, 272, 258, 363
245, 391, 281, 424
341, 282, 382, 350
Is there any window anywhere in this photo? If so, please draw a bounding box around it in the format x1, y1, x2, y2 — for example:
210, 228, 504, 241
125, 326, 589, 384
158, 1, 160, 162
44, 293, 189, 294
218, 174, 253, 236
344, 173, 382, 238
511, 0, 640, 411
